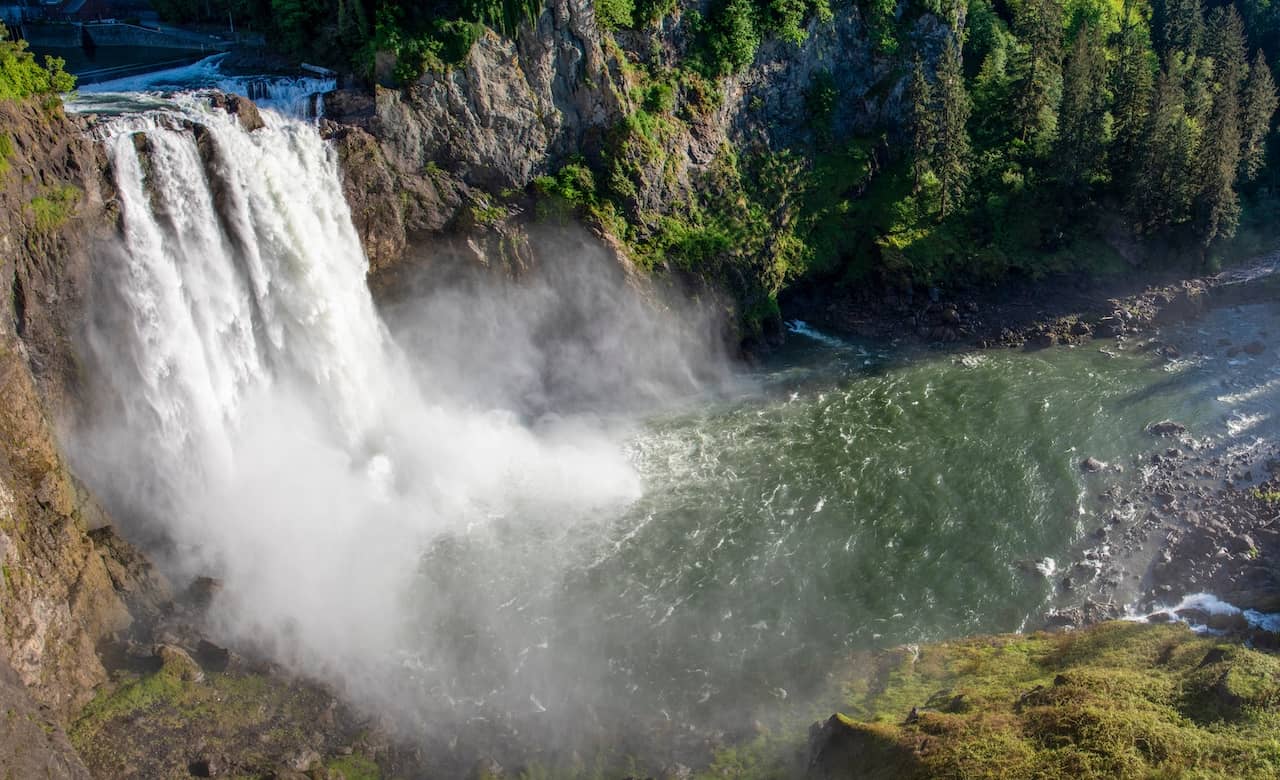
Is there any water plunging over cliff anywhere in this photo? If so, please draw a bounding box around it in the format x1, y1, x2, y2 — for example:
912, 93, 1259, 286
76, 97, 646, 703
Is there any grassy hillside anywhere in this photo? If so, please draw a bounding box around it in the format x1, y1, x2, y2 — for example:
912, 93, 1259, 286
702, 621, 1280, 778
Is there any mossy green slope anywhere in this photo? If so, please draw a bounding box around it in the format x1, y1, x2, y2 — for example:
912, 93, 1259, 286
70, 663, 385, 779
702, 622, 1280, 779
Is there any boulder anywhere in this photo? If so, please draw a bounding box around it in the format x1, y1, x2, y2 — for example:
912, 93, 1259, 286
1081, 457, 1106, 473
1148, 420, 1187, 437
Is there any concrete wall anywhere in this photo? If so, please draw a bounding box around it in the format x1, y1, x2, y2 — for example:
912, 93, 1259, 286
20, 22, 82, 47
84, 23, 227, 51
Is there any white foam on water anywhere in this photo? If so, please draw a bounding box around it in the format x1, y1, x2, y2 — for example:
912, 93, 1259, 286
785, 319, 848, 348
1126, 592, 1280, 636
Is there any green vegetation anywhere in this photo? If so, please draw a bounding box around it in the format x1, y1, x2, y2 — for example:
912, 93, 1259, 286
0, 133, 12, 178
1250, 487, 1280, 504
27, 185, 80, 234
698, 622, 1280, 778
552, 0, 1277, 333
326, 754, 383, 780
71, 663, 376, 778
0, 29, 74, 100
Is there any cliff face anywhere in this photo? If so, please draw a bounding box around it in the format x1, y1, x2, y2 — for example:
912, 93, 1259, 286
326, 2, 954, 296
0, 99, 142, 723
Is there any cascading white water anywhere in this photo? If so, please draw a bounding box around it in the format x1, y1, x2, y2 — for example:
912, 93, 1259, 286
77, 96, 644, 695
72, 54, 335, 118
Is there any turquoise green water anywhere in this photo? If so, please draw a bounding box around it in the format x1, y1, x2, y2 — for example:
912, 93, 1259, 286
401, 309, 1280, 761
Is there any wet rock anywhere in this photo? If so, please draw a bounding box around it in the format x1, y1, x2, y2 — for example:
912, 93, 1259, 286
1223, 588, 1280, 613
184, 576, 223, 609
1248, 629, 1280, 650
1206, 611, 1249, 633
208, 92, 265, 132
156, 644, 204, 683
1081, 457, 1107, 473
1148, 420, 1187, 437
806, 713, 921, 778
0, 658, 92, 779
1242, 341, 1266, 355
1175, 608, 1213, 625
1028, 331, 1057, 349
1095, 317, 1123, 337
1070, 320, 1092, 337
194, 639, 232, 673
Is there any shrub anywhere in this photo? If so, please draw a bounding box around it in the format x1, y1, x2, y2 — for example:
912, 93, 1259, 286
0, 31, 75, 100
643, 81, 676, 114
804, 69, 837, 138
28, 185, 81, 233
632, 0, 678, 26
596, 0, 635, 29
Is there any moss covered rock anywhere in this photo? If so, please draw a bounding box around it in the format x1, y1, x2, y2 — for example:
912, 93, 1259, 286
701, 622, 1280, 779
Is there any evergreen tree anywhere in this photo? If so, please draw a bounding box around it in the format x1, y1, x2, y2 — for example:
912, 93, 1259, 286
1054, 22, 1109, 191
909, 55, 936, 194
1011, 0, 1063, 148
1156, 0, 1205, 60
1240, 50, 1278, 181
1112, 0, 1156, 183
1130, 69, 1199, 233
935, 35, 972, 220
1205, 5, 1248, 94
1192, 7, 1249, 246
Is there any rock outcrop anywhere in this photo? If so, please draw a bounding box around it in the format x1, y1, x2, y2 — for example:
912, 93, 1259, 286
324, 2, 955, 291
0, 99, 155, 720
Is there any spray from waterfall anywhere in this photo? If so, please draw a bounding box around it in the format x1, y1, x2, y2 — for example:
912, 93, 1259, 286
70, 94, 730, 742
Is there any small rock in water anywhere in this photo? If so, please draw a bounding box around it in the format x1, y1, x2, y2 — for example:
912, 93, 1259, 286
1243, 341, 1266, 355
1148, 420, 1187, 437
1081, 457, 1107, 473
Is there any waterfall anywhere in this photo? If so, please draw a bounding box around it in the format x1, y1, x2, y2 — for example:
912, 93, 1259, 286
76, 97, 642, 693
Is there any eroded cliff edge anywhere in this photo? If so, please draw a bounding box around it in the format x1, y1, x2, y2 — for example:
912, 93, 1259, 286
0, 98, 135, 718
0, 96, 137, 777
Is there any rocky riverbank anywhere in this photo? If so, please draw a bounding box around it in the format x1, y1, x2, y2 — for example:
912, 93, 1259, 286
785, 250, 1280, 352
951, 269, 1280, 657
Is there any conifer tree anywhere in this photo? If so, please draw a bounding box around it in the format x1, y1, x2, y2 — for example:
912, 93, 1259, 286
1130, 70, 1198, 232
935, 35, 971, 220
909, 55, 936, 194
1054, 22, 1109, 192
1011, 0, 1063, 148
1192, 6, 1250, 246
1156, 0, 1205, 60
1240, 50, 1278, 181
1205, 5, 1248, 94
1112, 0, 1156, 182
